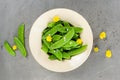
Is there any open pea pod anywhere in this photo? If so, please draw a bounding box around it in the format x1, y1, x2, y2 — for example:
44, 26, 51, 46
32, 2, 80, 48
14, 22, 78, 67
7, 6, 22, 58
68, 45, 87, 56
50, 28, 75, 49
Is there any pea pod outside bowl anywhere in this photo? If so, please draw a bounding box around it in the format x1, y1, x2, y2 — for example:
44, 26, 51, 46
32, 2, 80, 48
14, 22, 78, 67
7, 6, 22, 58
29, 8, 93, 72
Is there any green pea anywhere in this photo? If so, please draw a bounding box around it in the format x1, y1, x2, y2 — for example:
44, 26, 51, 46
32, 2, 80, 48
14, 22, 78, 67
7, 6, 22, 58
68, 45, 87, 56
18, 23, 25, 45
50, 28, 74, 49
4, 41, 16, 56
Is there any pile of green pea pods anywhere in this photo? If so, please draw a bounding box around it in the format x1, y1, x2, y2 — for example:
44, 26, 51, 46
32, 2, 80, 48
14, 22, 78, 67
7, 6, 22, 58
41, 20, 87, 61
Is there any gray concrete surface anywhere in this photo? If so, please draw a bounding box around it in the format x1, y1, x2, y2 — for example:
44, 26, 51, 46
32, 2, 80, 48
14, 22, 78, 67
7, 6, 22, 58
0, 0, 120, 80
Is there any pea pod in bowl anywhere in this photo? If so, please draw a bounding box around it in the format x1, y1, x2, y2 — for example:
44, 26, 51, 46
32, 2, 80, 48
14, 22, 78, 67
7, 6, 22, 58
41, 19, 87, 61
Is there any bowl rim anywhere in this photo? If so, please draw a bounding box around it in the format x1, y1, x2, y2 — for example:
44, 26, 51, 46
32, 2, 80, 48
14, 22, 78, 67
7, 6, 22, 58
29, 8, 93, 72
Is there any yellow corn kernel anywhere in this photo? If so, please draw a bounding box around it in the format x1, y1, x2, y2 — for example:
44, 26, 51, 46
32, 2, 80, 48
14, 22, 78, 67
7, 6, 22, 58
53, 16, 60, 22
105, 49, 112, 58
76, 38, 83, 44
12, 45, 17, 50
94, 47, 99, 53
46, 35, 52, 42
99, 31, 106, 39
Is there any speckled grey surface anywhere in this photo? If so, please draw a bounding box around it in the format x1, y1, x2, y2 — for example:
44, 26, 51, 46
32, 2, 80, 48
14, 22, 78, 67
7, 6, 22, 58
0, 0, 120, 80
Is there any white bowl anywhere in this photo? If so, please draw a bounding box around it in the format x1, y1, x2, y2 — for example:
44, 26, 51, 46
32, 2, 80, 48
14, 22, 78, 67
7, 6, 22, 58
29, 8, 93, 72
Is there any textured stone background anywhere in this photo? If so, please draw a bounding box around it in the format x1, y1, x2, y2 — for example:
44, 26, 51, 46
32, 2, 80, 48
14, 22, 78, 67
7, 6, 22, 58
0, 0, 120, 80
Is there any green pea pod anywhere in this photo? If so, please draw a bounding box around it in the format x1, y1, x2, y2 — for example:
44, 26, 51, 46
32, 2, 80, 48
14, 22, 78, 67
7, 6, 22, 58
63, 21, 70, 27
74, 27, 83, 33
52, 35, 62, 42
50, 28, 74, 49
42, 28, 50, 34
57, 27, 66, 33
42, 39, 51, 49
68, 45, 87, 56
49, 55, 57, 60
18, 23, 25, 45
47, 22, 56, 27
74, 45, 81, 49
55, 20, 63, 25
62, 52, 70, 59
64, 45, 82, 50
60, 48, 63, 52
4, 41, 16, 56
49, 49, 62, 61
63, 40, 78, 48
14, 37, 27, 57
60, 25, 83, 33
41, 43, 48, 53
73, 33, 79, 39
43, 24, 62, 38
58, 26, 71, 33
63, 47, 71, 50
